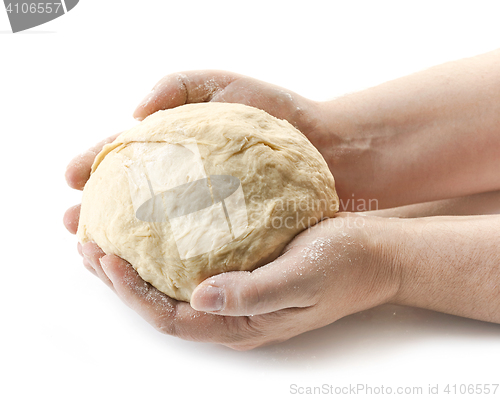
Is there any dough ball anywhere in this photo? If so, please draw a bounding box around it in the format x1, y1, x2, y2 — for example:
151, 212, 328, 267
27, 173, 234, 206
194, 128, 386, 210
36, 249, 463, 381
78, 103, 339, 302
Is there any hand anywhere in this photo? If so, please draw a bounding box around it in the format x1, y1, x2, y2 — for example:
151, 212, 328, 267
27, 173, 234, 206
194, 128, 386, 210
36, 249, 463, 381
65, 71, 327, 192
65, 60, 500, 344
66, 202, 399, 349
64, 71, 400, 349
132, 70, 334, 151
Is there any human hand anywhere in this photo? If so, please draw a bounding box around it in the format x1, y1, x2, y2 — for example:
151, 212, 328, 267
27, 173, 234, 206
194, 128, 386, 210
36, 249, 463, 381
132, 70, 334, 151
66, 200, 400, 349
130, 57, 500, 210
66, 63, 500, 344
63, 72, 399, 349
65, 71, 328, 193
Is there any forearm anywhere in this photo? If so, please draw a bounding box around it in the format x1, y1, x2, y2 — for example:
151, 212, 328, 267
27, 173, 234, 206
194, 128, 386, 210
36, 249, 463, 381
367, 190, 500, 218
391, 215, 500, 323
316, 49, 500, 208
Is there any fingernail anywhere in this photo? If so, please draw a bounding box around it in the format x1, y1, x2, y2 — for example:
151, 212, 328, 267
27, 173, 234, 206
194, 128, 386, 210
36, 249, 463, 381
192, 285, 225, 312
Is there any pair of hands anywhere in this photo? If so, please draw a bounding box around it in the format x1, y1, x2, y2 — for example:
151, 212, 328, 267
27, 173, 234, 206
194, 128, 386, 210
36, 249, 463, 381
64, 71, 399, 350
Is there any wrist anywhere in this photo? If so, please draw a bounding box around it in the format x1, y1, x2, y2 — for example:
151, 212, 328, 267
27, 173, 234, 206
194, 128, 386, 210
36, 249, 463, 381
315, 99, 388, 210
360, 216, 405, 307
327, 215, 403, 311
386, 217, 454, 309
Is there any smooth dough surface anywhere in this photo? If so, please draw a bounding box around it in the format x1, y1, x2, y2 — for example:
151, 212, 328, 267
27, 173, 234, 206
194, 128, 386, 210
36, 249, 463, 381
78, 103, 339, 302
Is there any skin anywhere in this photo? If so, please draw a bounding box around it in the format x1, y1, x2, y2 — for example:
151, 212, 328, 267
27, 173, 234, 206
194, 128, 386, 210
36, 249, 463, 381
368, 190, 500, 218
317, 49, 500, 209
64, 50, 500, 350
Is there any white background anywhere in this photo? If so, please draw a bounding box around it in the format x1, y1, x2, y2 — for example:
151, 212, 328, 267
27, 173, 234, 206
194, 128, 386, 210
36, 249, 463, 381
1, 1, 499, 397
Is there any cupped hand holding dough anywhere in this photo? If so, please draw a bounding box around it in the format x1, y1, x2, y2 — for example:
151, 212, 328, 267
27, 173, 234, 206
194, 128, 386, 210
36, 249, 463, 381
78, 103, 338, 302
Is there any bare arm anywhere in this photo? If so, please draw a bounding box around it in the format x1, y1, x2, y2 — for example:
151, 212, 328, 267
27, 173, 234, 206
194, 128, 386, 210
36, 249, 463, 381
317, 49, 500, 209
130, 52, 500, 210
64, 55, 500, 349
368, 190, 500, 218
391, 214, 500, 323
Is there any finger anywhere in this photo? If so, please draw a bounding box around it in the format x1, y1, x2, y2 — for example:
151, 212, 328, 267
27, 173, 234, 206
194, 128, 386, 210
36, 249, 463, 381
79, 242, 97, 276
63, 204, 81, 234
82, 258, 97, 276
133, 70, 240, 120
99, 254, 175, 316
65, 133, 121, 190
99, 254, 252, 344
81, 242, 113, 289
190, 246, 322, 316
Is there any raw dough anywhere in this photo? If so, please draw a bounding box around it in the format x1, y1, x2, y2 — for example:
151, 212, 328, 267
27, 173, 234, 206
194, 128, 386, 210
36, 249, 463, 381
78, 103, 339, 302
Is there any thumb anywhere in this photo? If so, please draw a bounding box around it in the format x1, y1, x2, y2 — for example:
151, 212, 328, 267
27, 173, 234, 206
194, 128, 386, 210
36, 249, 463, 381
132, 70, 238, 120
190, 250, 322, 316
